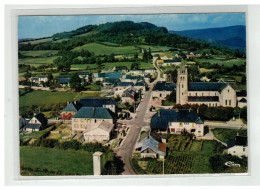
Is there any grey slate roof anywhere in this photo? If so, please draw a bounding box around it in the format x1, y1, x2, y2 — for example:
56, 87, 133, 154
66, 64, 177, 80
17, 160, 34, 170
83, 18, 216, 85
117, 82, 134, 87
188, 96, 219, 102
72, 107, 114, 119
239, 98, 247, 103
228, 136, 248, 148
164, 59, 181, 63
56, 75, 72, 84
104, 78, 120, 84
63, 102, 83, 112
150, 109, 203, 130
153, 81, 176, 91
135, 136, 165, 156
236, 90, 247, 97
188, 82, 227, 91
79, 98, 116, 107
98, 72, 122, 79
135, 81, 146, 86
23, 124, 41, 130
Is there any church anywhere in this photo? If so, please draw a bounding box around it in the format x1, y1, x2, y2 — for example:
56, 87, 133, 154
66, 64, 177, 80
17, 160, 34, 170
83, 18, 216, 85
176, 63, 246, 108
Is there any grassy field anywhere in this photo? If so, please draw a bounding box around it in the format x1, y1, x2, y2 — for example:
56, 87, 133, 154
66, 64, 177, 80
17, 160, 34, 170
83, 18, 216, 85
102, 61, 154, 70
211, 128, 247, 143
19, 90, 101, 107
19, 56, 59, 66
20, 50, 58, 57
72, 43, 137, 55
195, 57, 246, 67
20, 125, 55, 142
20, 146, 93, 175
138, 45, 171, 52
70, 64, 98, 70
85, 84, 101, 91
19, 38, 53, 45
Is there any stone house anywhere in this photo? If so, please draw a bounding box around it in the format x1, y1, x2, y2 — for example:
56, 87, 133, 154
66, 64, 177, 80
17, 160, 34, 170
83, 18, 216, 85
236, 90, 247, 108
61, 101, 82, 120
114, 82, 134, 91
56, 75, 72, 87
150, 109, 204, 137
71, 107, 115, 134
227, 135, 248, 158
121, 87, 137, 104
152, 81, 176, 100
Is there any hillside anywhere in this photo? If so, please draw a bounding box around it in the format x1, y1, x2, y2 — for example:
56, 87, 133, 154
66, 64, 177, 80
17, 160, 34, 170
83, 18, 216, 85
170, 25, 246, 50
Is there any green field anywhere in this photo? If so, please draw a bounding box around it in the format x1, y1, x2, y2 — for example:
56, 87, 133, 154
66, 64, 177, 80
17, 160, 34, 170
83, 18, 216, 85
211, 128, 247, 143
20, 50, 58, 57
138, 45, 171, 52
20, 146, 93, 175
20, 126, 54, 141
19, 90, 101, 107
102, 61, 154, 70
70, 64, 98, 71
19, 38, 53, 45
195, 57, 246, 67
72, 43, 138, 55
19, 56, 60, 66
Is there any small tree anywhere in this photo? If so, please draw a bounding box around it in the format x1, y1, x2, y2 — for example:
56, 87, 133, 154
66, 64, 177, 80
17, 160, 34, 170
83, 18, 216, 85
69, 73, 82, 92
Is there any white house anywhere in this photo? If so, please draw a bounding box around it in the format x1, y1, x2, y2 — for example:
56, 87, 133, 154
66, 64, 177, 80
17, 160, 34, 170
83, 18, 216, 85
23, 113, 48, 132
150, 109, 204, 137
227, 135, 248, 158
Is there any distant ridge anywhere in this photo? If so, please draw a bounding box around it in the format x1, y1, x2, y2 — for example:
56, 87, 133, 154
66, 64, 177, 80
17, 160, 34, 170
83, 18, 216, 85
170, 25, 246, 50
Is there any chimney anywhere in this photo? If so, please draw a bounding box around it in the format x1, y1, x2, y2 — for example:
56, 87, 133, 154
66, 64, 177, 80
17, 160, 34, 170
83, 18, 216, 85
158, 110, 161, 116
176, 108, 179, 112
189, 108, 191, 112
197, 108, 199, 114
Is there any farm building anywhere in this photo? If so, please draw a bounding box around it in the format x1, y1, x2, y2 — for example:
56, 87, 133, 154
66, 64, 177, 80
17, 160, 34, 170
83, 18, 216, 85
83, 121, 114, 143
150, 109, 204, 137
56, 75, 72, 87
135, 133, 166, 159
227, 135, 248, 158
23, 113, 48, 132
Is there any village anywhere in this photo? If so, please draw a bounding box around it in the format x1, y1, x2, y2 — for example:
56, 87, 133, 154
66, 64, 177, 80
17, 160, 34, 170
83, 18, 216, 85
19, 49, 248, 175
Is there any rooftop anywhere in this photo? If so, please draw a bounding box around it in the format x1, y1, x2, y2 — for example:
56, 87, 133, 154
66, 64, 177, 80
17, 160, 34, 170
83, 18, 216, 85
150, 109, 203, 130
72, 107, 114, 119
117, 82, 134, 87
153, 81, 176, 91
188, 82, 227, 91
79, 98, 116, 107
188, 96, 219, 102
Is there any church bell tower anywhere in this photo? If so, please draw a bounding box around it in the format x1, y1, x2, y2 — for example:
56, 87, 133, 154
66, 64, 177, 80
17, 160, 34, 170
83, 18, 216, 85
176, 62, 188, 104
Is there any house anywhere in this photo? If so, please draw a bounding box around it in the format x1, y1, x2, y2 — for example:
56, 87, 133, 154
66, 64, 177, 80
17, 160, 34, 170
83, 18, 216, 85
114, 82, 134, 91
236, 90, 247, 108
30, 76, 48, 84
93, 71, 123, 82
121, 87, 137, 104
157, 59, 164, 66
112, 66, 129, 73
129, 70, 144, 76
162, 59, 182, 67
121, 75, 143, 84
56, 75, 72, 87
152, 81, 176, 100
144, 69, 156, 74
176, 63, 239, 107
78, 72, 90, 82
134, 80, 147, 91
144, 74, 151, 83
79, 98, 117, 113
103, 78, 120, 87
227, 135, 248, 158
83, 120, 114, 143
135, 133, 166, 159
150, 109, 204, 137
23, 113, 48, 132
61, 101, 83, 120
71, 107, 115, 134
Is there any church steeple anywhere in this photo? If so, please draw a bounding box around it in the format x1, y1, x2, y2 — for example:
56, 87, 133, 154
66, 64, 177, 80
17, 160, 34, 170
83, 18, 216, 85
176, 61, 188, 104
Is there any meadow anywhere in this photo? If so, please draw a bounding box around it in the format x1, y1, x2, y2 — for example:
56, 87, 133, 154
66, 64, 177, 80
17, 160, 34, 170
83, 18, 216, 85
195, 57, 246, 67
72, 42, 137, 55
20, 146, 93, 175
19, 90, 101, 107
19, 56, 60, 66
19, 37, 53, 45
102, 61, 154, 70
20, 50, 58, 57
211, 128, 247, 143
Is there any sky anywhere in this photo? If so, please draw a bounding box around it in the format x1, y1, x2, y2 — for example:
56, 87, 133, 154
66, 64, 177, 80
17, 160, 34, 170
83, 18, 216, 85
18, 13, 245, 39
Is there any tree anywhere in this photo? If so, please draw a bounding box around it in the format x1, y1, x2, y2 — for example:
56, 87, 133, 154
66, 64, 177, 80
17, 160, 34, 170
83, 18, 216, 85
134, 52, 138, 60
69, 73, 82, 92
131, 62, 140, 70
166, 90, 176, 102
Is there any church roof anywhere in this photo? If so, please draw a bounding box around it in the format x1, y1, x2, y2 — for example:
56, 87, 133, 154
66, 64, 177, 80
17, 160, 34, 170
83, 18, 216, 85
188, 82, 227, 91
150, 109, 203, 130
188, 96, 219, 102
153, 81, 176, 91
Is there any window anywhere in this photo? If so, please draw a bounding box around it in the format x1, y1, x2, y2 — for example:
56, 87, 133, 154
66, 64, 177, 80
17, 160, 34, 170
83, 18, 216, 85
196, 93, 197, 96
243, 148, 246, 152
202, 93, 203, 96
198, 131, 201, 133
95, 119, 97, 123
233, 151, 236, 153
229, 100, 231, 106
160, 93, 162, 97
228, 90, 229, 93
182, 92, 183, 95
182, 84, 184, 88
225, 100, 227, 105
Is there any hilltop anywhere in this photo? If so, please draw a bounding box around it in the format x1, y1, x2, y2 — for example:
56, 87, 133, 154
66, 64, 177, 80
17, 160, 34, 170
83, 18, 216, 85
170, 25, 246, 50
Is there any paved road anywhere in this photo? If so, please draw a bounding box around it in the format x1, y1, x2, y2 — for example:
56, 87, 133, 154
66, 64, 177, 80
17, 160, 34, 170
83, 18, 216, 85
116, 90, 152, 175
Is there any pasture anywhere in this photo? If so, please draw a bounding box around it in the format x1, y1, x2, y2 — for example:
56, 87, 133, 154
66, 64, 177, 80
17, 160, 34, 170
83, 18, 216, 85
195, 57, 246, 67
20, 146, 93, 175
211, 128, 247, 143
72, 43, 137, 55
19, 37, 53, 45
19, 90, 101, 107
20, 50, 58, 57
102, 61, 154, 70
19, 56, 60, 66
